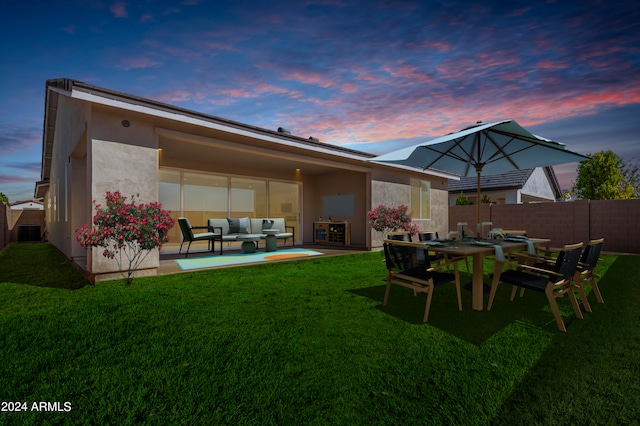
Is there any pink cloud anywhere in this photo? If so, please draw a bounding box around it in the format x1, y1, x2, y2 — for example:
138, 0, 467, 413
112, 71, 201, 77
382, 64, 437, 86
281, 71, 337, 89
206, 42, 234, 51
111, 1, 128, 18
506, 7, 531, 17
119, 57, 163, 70
536, 60, 569, 70
0, 174, 38, 185
282, 81, 640, 148
153, 90, 193, 103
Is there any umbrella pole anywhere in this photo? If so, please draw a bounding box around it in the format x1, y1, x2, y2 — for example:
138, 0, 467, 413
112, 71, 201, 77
476, 165, 482, 238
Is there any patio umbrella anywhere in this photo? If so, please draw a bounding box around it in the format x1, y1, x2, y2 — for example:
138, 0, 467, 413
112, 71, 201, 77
370, 119, 589, 233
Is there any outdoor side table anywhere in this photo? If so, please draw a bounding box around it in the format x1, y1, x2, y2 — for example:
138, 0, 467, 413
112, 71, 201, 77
237, 234, 264, 253
262, 229, 279, 252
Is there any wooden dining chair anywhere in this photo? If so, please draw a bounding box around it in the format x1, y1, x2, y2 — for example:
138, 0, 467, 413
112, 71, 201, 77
382, 240, 463, 323
387, 231, 413, 242
572, 238, 605, 313
487, 242, 584, 332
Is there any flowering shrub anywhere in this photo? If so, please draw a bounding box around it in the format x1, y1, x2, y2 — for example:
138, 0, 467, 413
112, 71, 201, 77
367, 204, 420, 236
76, 191, 175, 285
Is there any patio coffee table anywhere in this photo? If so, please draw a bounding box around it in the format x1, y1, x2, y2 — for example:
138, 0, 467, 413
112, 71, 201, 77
237, 234, 265, 254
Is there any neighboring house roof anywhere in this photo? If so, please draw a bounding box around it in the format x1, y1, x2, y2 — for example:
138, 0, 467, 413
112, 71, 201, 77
448, 166, 562, 199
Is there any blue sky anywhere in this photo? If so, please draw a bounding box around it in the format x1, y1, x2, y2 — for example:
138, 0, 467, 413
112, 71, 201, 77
1, 0, 639, 202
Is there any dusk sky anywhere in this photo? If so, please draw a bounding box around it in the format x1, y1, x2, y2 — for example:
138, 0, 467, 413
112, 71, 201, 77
1, 0, 639, 202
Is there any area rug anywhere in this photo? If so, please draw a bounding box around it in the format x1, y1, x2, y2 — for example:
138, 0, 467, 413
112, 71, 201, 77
175, 248, 324, 270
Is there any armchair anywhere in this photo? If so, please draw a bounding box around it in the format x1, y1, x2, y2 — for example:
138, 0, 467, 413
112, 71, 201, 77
177, 217, 222, 258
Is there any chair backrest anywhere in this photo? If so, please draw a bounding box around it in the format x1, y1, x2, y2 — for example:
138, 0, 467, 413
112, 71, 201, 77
387, 231, 412, 242
383, 240, 431, 274
580, 238, 604, 270
553, 242, 583, 279
178, 217, 195, 241
418, 231, 439, 242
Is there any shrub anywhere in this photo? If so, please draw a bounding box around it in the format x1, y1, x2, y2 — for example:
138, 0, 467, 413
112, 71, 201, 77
76, 191, 175, 285
367, 204, 420, 236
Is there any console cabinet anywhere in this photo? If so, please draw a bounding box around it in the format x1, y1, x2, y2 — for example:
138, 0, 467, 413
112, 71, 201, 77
313, 222, 351, 245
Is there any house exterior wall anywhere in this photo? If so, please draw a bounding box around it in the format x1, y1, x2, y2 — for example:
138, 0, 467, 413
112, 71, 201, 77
87, 139, 160, 278
521, 167, 555, 201
307, 170, 369, 246
370, 169, 450, 248
45, 95, 91, 258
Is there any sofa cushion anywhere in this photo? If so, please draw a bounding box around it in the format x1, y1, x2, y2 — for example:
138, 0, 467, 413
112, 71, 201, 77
209, 218, 229, 235
270, 218, 286, 233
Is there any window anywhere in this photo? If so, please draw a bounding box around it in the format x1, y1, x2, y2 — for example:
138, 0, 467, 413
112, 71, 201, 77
411, 178, 431, 219
231, 177, 266, 218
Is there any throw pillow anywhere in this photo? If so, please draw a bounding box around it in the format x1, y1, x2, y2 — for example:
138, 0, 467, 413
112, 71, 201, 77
262, 219, 274, 229
227, 217, 240, 234
238, 217, 250, 234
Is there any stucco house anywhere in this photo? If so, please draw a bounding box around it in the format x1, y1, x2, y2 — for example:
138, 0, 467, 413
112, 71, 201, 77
35, 78, 457, 281
448, 167, 562, 205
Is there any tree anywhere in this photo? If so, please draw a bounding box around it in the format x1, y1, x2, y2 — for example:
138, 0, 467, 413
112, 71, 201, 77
0, 192, 8, 204
621, 158, 640, 198
455, 192, 472, 205
76, 191, 175, 285
573, 151, 635, 200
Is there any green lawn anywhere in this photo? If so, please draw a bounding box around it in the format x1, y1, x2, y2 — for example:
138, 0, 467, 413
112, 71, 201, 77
1, 243, 639, 425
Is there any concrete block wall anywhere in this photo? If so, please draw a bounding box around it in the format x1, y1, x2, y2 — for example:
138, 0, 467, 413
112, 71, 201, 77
0, 202, 7, 250
449, 199, 640, 254
0, 205, 46, 251
590, 199, 640, 253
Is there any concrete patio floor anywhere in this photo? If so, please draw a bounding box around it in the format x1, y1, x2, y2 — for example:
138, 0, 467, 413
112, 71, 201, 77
158, 243, 369, 276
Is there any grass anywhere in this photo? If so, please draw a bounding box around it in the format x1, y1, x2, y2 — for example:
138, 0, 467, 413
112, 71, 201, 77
1, 243, 639, 425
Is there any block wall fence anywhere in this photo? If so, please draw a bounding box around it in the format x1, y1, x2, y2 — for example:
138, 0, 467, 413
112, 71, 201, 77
0, 202, 7, 250
0, 204, 46, 252
449, 199, 640, 254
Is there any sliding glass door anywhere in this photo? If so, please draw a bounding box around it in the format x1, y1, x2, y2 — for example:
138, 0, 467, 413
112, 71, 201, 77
159, 168, 300, 250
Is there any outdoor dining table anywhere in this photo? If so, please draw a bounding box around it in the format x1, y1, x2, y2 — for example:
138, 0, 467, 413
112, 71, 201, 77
427, 238, 550, 311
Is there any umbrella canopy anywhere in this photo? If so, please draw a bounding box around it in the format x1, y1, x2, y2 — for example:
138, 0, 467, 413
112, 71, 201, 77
370, 119, 590, 233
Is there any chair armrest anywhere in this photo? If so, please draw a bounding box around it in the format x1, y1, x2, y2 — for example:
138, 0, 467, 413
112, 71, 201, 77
192, 225, 209, 231
511, 252, 555, 264
286, 225, 295, 233
518, 263, 562, 277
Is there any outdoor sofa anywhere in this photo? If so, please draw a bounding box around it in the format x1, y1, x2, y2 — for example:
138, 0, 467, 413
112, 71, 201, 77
208, 217, 295, 251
